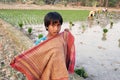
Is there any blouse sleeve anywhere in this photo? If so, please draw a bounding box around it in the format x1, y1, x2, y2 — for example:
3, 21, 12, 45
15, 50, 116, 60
35, 37, 47, 45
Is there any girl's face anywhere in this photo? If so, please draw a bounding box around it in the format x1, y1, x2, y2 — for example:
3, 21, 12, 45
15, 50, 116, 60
47, 21, 61, 38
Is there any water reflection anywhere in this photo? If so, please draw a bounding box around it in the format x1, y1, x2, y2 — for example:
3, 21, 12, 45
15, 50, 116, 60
81, 23, 86, 33
88, 19, 94, 28
118, 39, 120, 48
102, 33, 107, 41
110, 21, 113, 29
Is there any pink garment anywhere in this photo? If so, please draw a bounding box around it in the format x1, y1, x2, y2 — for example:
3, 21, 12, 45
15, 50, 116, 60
10, 30, 75, 80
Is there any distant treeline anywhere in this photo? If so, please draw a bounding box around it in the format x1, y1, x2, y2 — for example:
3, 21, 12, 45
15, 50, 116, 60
0, 0, 120, 7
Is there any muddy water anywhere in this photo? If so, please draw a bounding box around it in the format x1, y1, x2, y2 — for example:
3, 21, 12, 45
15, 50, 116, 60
68, 14, 120, 80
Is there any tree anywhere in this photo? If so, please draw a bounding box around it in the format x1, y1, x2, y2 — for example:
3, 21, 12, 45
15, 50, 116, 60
105, 0, 108, 7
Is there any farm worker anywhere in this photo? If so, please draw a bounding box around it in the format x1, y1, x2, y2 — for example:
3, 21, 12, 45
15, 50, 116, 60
88, 10, 96, 20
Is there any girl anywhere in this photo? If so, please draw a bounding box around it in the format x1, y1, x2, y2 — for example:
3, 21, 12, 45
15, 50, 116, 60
10, 12, 75, 80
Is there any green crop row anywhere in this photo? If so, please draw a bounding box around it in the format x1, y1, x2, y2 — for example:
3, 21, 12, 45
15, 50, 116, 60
0, 9, 89, 26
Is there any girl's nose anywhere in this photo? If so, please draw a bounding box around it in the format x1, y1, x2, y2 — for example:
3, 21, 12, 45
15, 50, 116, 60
54, 26, 59, 31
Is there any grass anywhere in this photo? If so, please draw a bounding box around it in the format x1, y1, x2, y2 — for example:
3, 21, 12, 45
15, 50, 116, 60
0, 9, 89, 26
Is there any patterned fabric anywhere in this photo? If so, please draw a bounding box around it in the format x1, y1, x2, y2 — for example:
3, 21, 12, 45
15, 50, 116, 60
10, 30, 75, 80
64, 31, 75, 74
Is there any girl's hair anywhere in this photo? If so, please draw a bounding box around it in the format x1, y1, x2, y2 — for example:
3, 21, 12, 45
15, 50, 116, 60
44, 12, 63, 30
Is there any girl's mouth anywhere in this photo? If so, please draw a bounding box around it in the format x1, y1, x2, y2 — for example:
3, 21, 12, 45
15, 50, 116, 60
54, 32, 58, 34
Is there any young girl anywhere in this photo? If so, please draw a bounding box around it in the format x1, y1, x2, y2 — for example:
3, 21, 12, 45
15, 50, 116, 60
10, 12, 75, 80
35, 12, 62, 45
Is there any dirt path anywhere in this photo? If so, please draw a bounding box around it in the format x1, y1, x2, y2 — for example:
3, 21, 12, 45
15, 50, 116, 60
0, 3, 120, 12
0, 22, 25, 80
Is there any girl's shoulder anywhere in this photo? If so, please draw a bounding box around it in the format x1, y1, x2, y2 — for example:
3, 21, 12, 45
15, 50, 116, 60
35, 36, 47, 45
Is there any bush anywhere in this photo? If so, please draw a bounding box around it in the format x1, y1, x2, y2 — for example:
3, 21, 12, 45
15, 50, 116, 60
108, 1, 116, 7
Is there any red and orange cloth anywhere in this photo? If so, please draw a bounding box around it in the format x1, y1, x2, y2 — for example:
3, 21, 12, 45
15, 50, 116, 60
10, 30, 75, 80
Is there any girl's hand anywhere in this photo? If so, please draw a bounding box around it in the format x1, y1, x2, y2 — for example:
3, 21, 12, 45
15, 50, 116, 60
64, 28, 69, 32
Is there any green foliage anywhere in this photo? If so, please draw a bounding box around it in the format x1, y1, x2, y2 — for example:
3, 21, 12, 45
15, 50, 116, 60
69, 21, 73, 25
28, 27, 32, 34
18, 22, 23, 29
1, 61, 5, 67
103, 28, 108, 33
38, 34, 43, 39
110, 21, 113, 29
108, 0, 119, 7
75, 67, 88, 79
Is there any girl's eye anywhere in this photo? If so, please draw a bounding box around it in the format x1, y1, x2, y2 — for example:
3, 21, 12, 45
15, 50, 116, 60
57, 24, 60, 26
53, 24, 61, 27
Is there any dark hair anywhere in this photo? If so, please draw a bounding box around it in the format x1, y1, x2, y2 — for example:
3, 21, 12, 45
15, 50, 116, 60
44, 12, 63, 30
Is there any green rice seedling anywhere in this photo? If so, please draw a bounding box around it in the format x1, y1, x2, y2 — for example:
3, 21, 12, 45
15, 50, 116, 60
0, 10, 89, 26
69, 21, 74, 30
103, 28, 108, 34
69, 21, 72, 25
18, 22, 23, 29
97, 21, 100, 24
102, 28, 108, 41
81, 24, 86, 33
110, 21, 113, 29
74, 67, 88, 79
28, 27, 32, 35
38, 34, 43, 39
1, 61, 5, 67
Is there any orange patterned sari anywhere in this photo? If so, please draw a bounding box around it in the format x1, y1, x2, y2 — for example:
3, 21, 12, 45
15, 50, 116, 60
10, 30, 75, 80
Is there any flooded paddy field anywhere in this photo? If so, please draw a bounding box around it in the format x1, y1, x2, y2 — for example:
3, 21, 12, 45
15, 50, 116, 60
0, 11, 120, 80
22, 12, 120, 80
